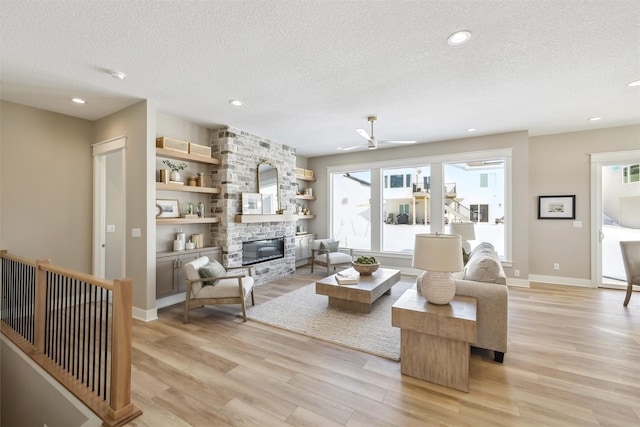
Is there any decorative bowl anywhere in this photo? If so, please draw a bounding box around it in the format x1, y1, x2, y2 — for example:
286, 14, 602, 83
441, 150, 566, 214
352, 261, 380, 276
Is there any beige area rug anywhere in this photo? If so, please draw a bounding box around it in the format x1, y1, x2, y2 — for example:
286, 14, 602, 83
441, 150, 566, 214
247, 280, 414, 361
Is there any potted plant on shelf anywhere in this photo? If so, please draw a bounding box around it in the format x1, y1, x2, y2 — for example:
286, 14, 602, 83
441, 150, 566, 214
163, 160, 187, 182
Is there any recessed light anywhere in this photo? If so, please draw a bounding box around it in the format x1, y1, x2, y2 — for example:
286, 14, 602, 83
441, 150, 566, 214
467, 128, 476, 132
229, 99, 243, 107
588, 117, 601, 121
110, 70, 126, 80
72, 98, 86, 104
447, 30, 471, 46
628, 79, 640, 87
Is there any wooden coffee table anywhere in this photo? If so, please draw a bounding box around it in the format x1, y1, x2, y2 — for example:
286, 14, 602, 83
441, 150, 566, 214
315, 267, 401, 313
392, 289, 477, 392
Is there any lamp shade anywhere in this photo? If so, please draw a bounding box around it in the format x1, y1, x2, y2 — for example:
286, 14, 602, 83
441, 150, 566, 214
412, 233, 464, 272
449, 222, 476, 241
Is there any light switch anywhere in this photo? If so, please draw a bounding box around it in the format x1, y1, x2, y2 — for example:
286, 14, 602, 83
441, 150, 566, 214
106, 225, 116, 233
131, 228, 141, 238
573, 221, 582, 228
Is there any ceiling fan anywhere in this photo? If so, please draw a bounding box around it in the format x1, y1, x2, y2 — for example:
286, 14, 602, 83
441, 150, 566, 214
339, 116, 416, 151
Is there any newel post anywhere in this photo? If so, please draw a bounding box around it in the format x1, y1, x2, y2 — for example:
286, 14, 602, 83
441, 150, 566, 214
108, 278, 135, 421
33, 259, 50, 354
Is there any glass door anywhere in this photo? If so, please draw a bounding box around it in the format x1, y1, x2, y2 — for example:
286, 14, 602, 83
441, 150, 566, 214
601, 163, 640, 286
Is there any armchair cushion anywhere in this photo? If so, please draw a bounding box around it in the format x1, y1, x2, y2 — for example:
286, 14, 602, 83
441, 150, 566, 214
314, 251, 353, 265
319, 240, 340, 253
198, 259, 226, 286
195, 276, 255, 299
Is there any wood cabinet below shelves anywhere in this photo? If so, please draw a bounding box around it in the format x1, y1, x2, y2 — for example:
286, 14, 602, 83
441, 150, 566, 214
156, 247, 221, 299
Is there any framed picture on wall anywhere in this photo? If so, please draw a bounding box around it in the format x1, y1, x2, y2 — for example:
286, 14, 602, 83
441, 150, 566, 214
538, 195, 575, 219
242, 192, 263, 215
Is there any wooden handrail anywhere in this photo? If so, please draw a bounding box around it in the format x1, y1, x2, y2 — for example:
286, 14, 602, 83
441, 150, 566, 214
0, 250, 142, 426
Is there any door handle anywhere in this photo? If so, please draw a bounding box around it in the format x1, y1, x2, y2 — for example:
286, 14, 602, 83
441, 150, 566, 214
599, 231, 605, 242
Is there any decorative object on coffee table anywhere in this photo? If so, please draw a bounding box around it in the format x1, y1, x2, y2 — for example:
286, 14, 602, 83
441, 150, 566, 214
352, 255, 380, 275
412, 233, 463, 304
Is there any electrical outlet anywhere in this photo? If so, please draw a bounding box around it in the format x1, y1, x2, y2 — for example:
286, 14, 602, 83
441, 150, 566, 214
131, 228, 141, 238
514, 269, 520, 277
553, 263, 560, 270
106, 224, 116, 233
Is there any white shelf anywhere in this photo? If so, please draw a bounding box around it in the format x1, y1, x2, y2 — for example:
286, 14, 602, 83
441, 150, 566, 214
157, 217, 221, 225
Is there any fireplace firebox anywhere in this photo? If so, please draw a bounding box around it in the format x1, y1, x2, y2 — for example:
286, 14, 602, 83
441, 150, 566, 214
242, 237, 285, 266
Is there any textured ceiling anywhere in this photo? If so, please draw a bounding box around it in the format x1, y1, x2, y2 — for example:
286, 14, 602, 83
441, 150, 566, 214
1, 1, 639, 157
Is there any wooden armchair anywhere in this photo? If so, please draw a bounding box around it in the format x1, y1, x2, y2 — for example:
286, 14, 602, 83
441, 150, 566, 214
310, 238, 354, 274
183, 256, 255, 322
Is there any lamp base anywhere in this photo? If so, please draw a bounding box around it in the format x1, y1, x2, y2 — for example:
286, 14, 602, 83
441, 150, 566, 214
419, 271, 456, 305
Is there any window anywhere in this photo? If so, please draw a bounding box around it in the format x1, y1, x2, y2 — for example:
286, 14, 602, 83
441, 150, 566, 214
330, 170, 371, 250
327, 149, 511, 260
623, 164, 639, 184
382, 166, 431, 252
390, 175, 403, 188
445, 161, 505, 256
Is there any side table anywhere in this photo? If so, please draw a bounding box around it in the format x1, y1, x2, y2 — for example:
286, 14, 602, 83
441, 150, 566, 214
391, 289, 477, 392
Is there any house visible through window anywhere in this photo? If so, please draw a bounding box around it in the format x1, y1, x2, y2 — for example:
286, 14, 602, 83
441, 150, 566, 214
623, 164, 639, 184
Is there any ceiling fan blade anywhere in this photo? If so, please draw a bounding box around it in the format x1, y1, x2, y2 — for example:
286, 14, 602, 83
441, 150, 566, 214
356, 128, 371, 141
337, 145, 361, 151
382, 140, 417, 144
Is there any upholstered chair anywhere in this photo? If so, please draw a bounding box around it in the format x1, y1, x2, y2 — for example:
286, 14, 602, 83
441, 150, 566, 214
620, 241, 640, 307
183, 256, 255, 322
310, 239, 354, 274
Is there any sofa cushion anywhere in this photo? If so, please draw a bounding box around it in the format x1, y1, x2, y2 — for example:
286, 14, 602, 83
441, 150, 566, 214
198, 259, 226, 286
464, 243, 502, 283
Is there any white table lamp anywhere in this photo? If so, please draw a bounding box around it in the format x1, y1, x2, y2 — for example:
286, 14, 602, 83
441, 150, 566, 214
450, 222, 476, 254
412, 233, 464, 304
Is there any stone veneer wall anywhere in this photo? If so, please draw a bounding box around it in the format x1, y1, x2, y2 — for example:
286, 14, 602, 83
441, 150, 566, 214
209, 127, 297, 285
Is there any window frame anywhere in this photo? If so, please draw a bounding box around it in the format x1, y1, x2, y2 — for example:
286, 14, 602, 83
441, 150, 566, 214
326, 148, 513, 262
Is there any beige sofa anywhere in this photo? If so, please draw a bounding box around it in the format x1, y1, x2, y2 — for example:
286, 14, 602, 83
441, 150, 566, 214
418, 242, 508, 363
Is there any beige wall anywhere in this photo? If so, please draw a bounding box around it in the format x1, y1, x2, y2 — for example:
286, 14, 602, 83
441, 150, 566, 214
94, 101, 157, 312
0, 101, 94, 272
308, 131, 530, 278
529, 125, 640, 280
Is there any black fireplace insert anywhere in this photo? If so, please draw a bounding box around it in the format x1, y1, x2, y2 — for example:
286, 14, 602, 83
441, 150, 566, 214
242, 237, 285, 266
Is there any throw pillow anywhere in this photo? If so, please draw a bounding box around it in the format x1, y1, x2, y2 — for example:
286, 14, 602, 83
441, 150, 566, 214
319, 240, 339, 253
198, 259, 226, 286
464, 249, 501, 283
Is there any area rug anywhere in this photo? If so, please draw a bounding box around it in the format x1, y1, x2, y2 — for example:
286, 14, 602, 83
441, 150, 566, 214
246, 280, 413, 361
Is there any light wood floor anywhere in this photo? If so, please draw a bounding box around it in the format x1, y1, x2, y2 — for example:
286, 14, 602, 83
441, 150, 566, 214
126, 267, 640, 427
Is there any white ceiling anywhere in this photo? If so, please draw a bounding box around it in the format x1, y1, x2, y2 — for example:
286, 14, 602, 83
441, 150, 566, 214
2, 1, 639, 157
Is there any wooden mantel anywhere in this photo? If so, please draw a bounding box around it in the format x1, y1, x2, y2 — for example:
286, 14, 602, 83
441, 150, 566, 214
234, 214, 298, 223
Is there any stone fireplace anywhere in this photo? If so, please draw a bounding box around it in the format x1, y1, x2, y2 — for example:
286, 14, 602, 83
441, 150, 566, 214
209, 127, 297, 285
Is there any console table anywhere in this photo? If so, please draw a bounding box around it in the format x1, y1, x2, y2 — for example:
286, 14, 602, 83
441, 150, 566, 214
392, 289, 477, 392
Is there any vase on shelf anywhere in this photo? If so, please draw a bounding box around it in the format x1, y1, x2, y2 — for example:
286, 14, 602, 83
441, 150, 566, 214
170, 171, 180, 182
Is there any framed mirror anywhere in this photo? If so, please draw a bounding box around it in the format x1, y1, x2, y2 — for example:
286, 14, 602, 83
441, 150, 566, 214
257, 161, 279, 214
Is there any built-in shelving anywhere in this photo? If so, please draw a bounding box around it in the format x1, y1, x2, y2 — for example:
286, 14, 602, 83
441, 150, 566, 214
156, 183, 221, 194
295, 174, 316, 182
157, 217, 221, 225
297, 214, 316, 220
295, 195, 316, 201
156, 148, 221, 165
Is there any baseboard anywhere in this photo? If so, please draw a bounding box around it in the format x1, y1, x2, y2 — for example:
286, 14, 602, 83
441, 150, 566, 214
506, 278, 530, 287
132, 306, 158, 322
528, 274, 594, 288
155, 292, 186, 310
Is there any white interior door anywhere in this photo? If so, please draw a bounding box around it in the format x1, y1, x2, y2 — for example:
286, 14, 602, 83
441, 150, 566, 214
92, 136, 127, 279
